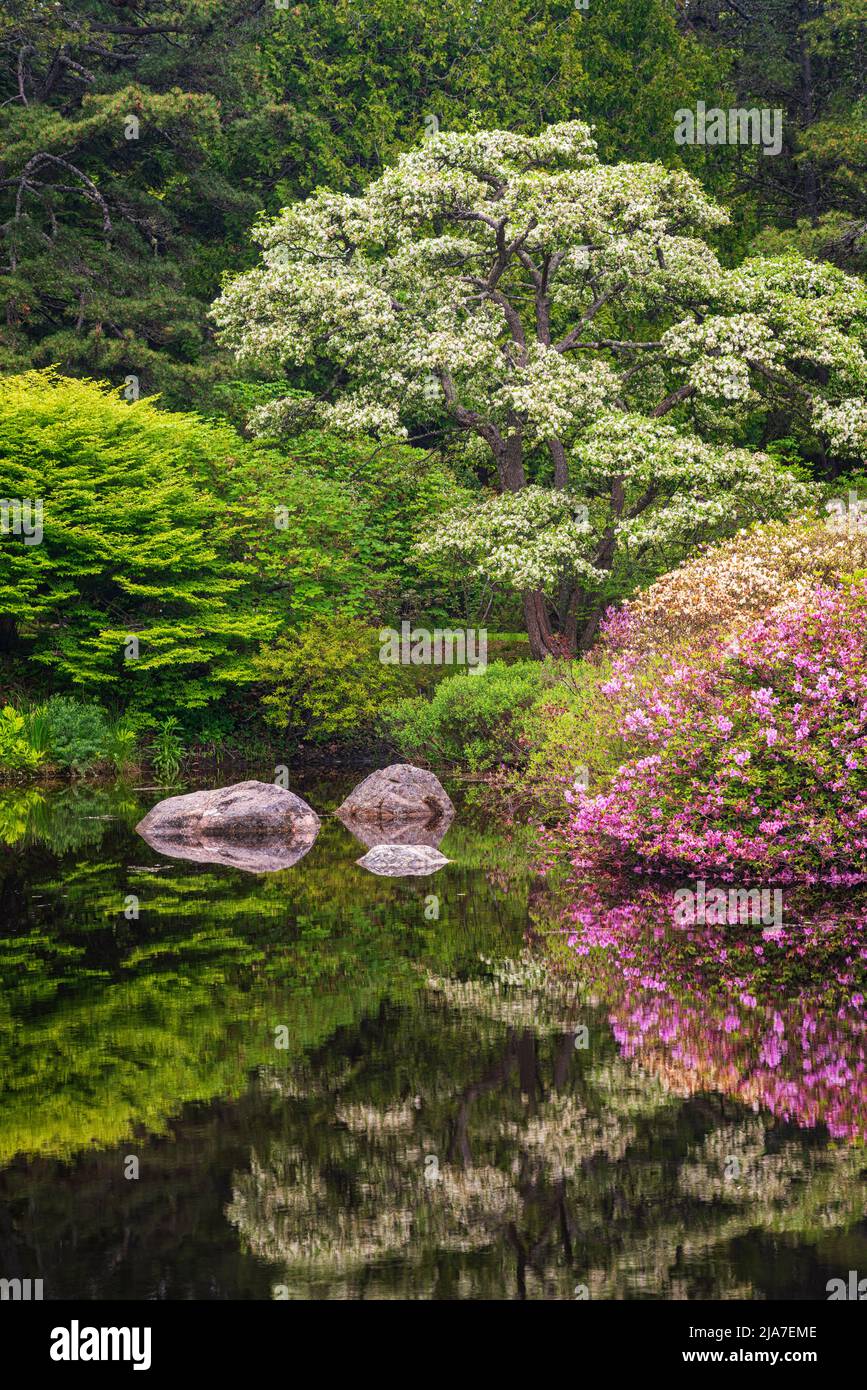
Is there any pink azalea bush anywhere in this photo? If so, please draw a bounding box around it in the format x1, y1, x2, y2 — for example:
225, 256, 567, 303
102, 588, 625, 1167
560, 579, 867, 885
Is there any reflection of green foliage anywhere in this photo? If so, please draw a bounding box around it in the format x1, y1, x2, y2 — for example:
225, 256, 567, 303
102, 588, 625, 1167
0, 780, 531, 1165
0, 784, 138, 853
0, 787, 44, 844
2, 781, 866, 1299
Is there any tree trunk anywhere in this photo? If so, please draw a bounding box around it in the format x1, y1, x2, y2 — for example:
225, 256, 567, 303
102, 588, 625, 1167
499, 432, 526, 493
506, 433, 579, 657
577, 598, 609, 653
522, 589, 569, 659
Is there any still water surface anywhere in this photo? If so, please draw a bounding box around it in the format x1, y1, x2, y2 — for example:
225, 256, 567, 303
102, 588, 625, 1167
0, 776, 865, 1299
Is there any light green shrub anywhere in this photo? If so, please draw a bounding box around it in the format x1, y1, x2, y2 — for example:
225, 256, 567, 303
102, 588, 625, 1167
256, 616, 408, 744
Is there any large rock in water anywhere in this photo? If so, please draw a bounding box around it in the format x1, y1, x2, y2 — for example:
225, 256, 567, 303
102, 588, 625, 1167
135, 780, 320, 873
336, 764, 454, 831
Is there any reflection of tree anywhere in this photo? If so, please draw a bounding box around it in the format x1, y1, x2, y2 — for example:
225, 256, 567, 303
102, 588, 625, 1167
678, 1119, 813, 1203
226, 960, 867, 1300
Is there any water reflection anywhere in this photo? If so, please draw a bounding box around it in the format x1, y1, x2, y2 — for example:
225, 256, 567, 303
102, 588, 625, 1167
340, 814, 454, 851
225, 969, 867, 1300
547, 872, 867, 1142
133, 831, 319, 874
0, 783, 865, 1299
0, 779, 533, 1169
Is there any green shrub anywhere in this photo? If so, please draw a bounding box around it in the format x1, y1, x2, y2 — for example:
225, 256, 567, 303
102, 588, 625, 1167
41, 697, 109, 773
0, 371, 278, 720
383, 654, 648, 801
510, 659, 638, 817
383, 660, 545, 770
255, 616, 407, 744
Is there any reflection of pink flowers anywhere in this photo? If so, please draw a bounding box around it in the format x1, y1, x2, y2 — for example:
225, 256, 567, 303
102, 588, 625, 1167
556, 872, 867, 1141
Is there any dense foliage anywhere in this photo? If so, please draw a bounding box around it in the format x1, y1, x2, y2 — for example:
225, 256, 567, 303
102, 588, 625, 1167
2, 7, 867, 1308
0, 0, 721, 406
3, 5, 867, 772
255, 617, 407, 745
0, 371, 471, 755
386, 660, 545, 770
4, 2, 863, 408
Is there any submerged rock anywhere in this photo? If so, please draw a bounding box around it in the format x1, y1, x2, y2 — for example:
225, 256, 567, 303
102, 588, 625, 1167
356, 844, 450, 877
337, 764, 454, 830
135, 780, 320, 874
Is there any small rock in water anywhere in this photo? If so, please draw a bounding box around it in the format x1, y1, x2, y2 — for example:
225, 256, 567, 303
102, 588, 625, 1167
357, 844, 450, 878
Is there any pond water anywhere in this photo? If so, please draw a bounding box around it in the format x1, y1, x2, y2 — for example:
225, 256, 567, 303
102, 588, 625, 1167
0, 776, 865, 1300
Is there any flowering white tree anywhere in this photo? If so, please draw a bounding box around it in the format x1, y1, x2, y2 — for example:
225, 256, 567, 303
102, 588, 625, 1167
212, 122, 867, 656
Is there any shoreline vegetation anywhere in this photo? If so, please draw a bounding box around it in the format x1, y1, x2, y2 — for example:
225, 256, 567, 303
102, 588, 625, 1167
3, 508, 866, 830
